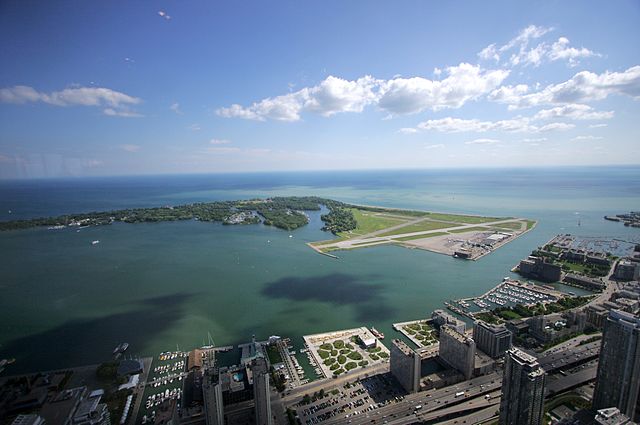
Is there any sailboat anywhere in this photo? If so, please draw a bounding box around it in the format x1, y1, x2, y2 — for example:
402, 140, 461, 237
201, 332, 215, 349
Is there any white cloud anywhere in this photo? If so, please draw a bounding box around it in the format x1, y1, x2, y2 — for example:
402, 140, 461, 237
120, 144, 141, 152
217, 64, 509, 121
417, 117, 531, 133
425, 144, 444, 149
216, 91, 308, 121
478, 25, 552, 65
589, 123, 608, 128
158, 10, 171, 20
398, 127, 418, 134
209, 139, 231, 145
548, 37, 599, 66
204, 146, 241, 154
0, 85, 142, 117
491, 66, 640, 109
377, 63, 509, 114
478, 25, 598, 67
522, 137, 547, 142
533, 104, 614, 121
216, 75, 379, 121
412, 116, 574, 133
537, 122, 576, 132
170, 102, 182, 114
478, 44, 499, 62
465, 138, 500, 145
103, 108, 142, 118
188, 123, 201, 131
488, 84, 529, 103
305, 75, 380, 116
572, 135, 603, 141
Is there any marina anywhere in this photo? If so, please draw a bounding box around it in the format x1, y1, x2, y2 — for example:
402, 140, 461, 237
448, 278, 565, 318
136, 350, 188, 424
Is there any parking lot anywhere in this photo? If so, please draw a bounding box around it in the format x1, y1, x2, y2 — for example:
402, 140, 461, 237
295, 373, 405, 424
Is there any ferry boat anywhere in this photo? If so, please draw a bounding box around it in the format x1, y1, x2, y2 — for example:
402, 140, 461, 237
370, 327, 385, 339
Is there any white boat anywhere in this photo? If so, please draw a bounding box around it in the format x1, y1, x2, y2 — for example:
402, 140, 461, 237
91, 240, 100, 245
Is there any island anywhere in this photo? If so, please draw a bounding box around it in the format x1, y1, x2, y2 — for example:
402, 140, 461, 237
0, 196, 345, 232
0, 197, 535, 259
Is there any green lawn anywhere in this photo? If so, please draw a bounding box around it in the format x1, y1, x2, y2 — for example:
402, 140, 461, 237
377, 220, 457, 237
449, 226, 490, 233
424, 212, 506, 224
337, 209, 410, 237
489, 221, 523, 230
393, 232, 449, 242
561, 261, 591, 274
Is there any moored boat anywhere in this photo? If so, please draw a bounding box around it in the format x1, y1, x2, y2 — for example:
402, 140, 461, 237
370, 327, 385, 339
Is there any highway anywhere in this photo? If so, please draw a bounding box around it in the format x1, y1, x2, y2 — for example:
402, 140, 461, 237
537, 341, 600, 372
319, 372, 502, 425
546, 364, 598, 395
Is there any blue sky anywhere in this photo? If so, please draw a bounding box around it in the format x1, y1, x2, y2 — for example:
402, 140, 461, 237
0, 0, 639, 178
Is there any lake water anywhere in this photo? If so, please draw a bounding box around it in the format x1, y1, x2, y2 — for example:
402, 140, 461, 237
0, 166, 639, 374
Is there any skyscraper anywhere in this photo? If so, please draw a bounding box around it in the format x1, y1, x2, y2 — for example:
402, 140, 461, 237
439, 324, 476, 380
473, 320, 512, 358
390, 339, 421, 393
202, 373, 224, 425
593, 310, 640, 421
252, 357, 273, 425
499, 348, 545, 425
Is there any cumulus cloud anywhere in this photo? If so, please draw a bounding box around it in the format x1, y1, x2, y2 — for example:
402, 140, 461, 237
204, 146, 241, 154
425, 144, 444, 149
217, 76, 379, 121
103, 108, 142, 118
158, 10, 171, 20
478, 25, 598, 67
533, 104, 614, 121
548, 37, 600, 66
465, 138, 500, 145
209, 139, 231, 145
572, 135, 603, 141
488, 84, 529, 103
491, 66, 640, 109
0, 85, 142, 117
120, 144, 141, 152
412, 116, 574, 133
398, 128, 418, 134
478, 25, 552, 64
377, 63, 509, 114
216, 64, 509, 121
537, 122, 576, 132
170, 102, 182, 114
589, 123, 608, 128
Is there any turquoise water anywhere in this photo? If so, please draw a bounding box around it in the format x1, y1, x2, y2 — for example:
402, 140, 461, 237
0, 167, 639, 374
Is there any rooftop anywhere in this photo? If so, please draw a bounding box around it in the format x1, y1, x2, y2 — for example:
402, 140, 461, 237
392, 339, 415, 356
